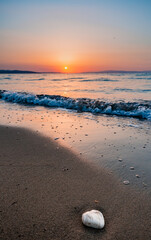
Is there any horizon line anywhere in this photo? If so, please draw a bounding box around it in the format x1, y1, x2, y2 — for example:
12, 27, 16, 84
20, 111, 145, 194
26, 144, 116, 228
0, 69, 151, 74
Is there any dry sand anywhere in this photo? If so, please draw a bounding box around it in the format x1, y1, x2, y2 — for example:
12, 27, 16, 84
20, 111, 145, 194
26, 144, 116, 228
0, 125, 151, 240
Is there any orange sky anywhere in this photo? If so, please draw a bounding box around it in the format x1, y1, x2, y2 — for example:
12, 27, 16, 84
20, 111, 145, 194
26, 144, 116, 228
0, 1, 151, 72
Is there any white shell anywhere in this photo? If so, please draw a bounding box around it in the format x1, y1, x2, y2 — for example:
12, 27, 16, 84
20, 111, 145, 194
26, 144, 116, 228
82, 210, 105, 229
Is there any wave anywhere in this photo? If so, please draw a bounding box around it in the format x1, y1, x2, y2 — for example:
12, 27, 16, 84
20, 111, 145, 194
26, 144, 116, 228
0, 90, 151, 120
68, 77, 84, 80
72, 89, 105, 93
114, 88, 151, 92
26, 78, 45, 81
37, 78, 45, 80
51, 78, 64, 81
128, 77, 151, 80
80, 78, 118, 82
4, 77, 12, 80
0, 77, 12, 80
51, 77, 85, 81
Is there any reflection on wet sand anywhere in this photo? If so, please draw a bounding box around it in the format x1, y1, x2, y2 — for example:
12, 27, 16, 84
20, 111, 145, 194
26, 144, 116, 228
0, 102, 151, 193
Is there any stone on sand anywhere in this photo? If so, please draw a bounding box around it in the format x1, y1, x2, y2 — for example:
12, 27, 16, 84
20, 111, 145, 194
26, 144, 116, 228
123, 180, 130, 185
82, 210, 105, 229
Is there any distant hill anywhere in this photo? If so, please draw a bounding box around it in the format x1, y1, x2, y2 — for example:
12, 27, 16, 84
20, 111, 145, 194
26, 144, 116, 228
0, 70, 62, 74
0, 70, 37, 74
82, 70, 151, 74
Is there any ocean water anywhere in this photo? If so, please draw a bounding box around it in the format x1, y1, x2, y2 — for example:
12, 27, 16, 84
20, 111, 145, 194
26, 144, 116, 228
0, 72, 151, 192
0, 72, 151, 120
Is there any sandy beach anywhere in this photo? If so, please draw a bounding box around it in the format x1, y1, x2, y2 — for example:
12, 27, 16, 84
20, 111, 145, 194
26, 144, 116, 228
1, 0, 151, 238
0, 125, 151, 240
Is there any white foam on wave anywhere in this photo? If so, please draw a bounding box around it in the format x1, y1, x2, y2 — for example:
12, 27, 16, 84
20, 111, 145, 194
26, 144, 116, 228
0, 90, 151, 120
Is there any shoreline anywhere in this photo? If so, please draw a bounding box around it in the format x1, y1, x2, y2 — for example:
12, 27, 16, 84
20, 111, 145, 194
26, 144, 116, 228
0, 102, 150, 193
0, 125, 151, 239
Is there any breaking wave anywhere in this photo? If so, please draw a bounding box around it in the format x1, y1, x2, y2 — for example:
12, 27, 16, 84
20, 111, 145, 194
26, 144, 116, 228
0, 90, 151, 120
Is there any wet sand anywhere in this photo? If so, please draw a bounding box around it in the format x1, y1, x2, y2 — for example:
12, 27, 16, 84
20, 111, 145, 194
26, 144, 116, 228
1, 103, 151, 192
0, 125, 151, 240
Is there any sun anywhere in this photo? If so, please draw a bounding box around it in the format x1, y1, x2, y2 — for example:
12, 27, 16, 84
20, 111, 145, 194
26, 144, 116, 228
64, 66, 68, 70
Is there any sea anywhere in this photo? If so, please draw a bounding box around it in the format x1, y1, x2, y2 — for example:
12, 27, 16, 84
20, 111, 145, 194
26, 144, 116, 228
0, 72, 151, 192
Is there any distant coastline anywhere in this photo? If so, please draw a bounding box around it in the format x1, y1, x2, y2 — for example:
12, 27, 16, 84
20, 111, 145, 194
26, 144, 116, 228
0, 70, 61, 74
0, 70, 37, 74
0, 69, 151, 74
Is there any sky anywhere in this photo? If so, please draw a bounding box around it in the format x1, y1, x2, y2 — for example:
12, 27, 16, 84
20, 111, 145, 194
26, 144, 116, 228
0, 0, 151, 72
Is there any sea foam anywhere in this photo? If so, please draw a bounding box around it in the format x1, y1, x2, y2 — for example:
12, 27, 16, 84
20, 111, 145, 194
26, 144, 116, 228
0, 90, 151, 120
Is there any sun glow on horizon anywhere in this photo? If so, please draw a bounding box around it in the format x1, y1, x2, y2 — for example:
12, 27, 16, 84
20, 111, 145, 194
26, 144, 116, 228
0, 1, 151, 72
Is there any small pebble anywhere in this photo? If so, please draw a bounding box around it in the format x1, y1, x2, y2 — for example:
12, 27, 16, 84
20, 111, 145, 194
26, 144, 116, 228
136, 174, 140, 178
130, 167, 134, 170
54, 138, 59, 140
62, 167, 69, 171
123, 180, 130, 185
